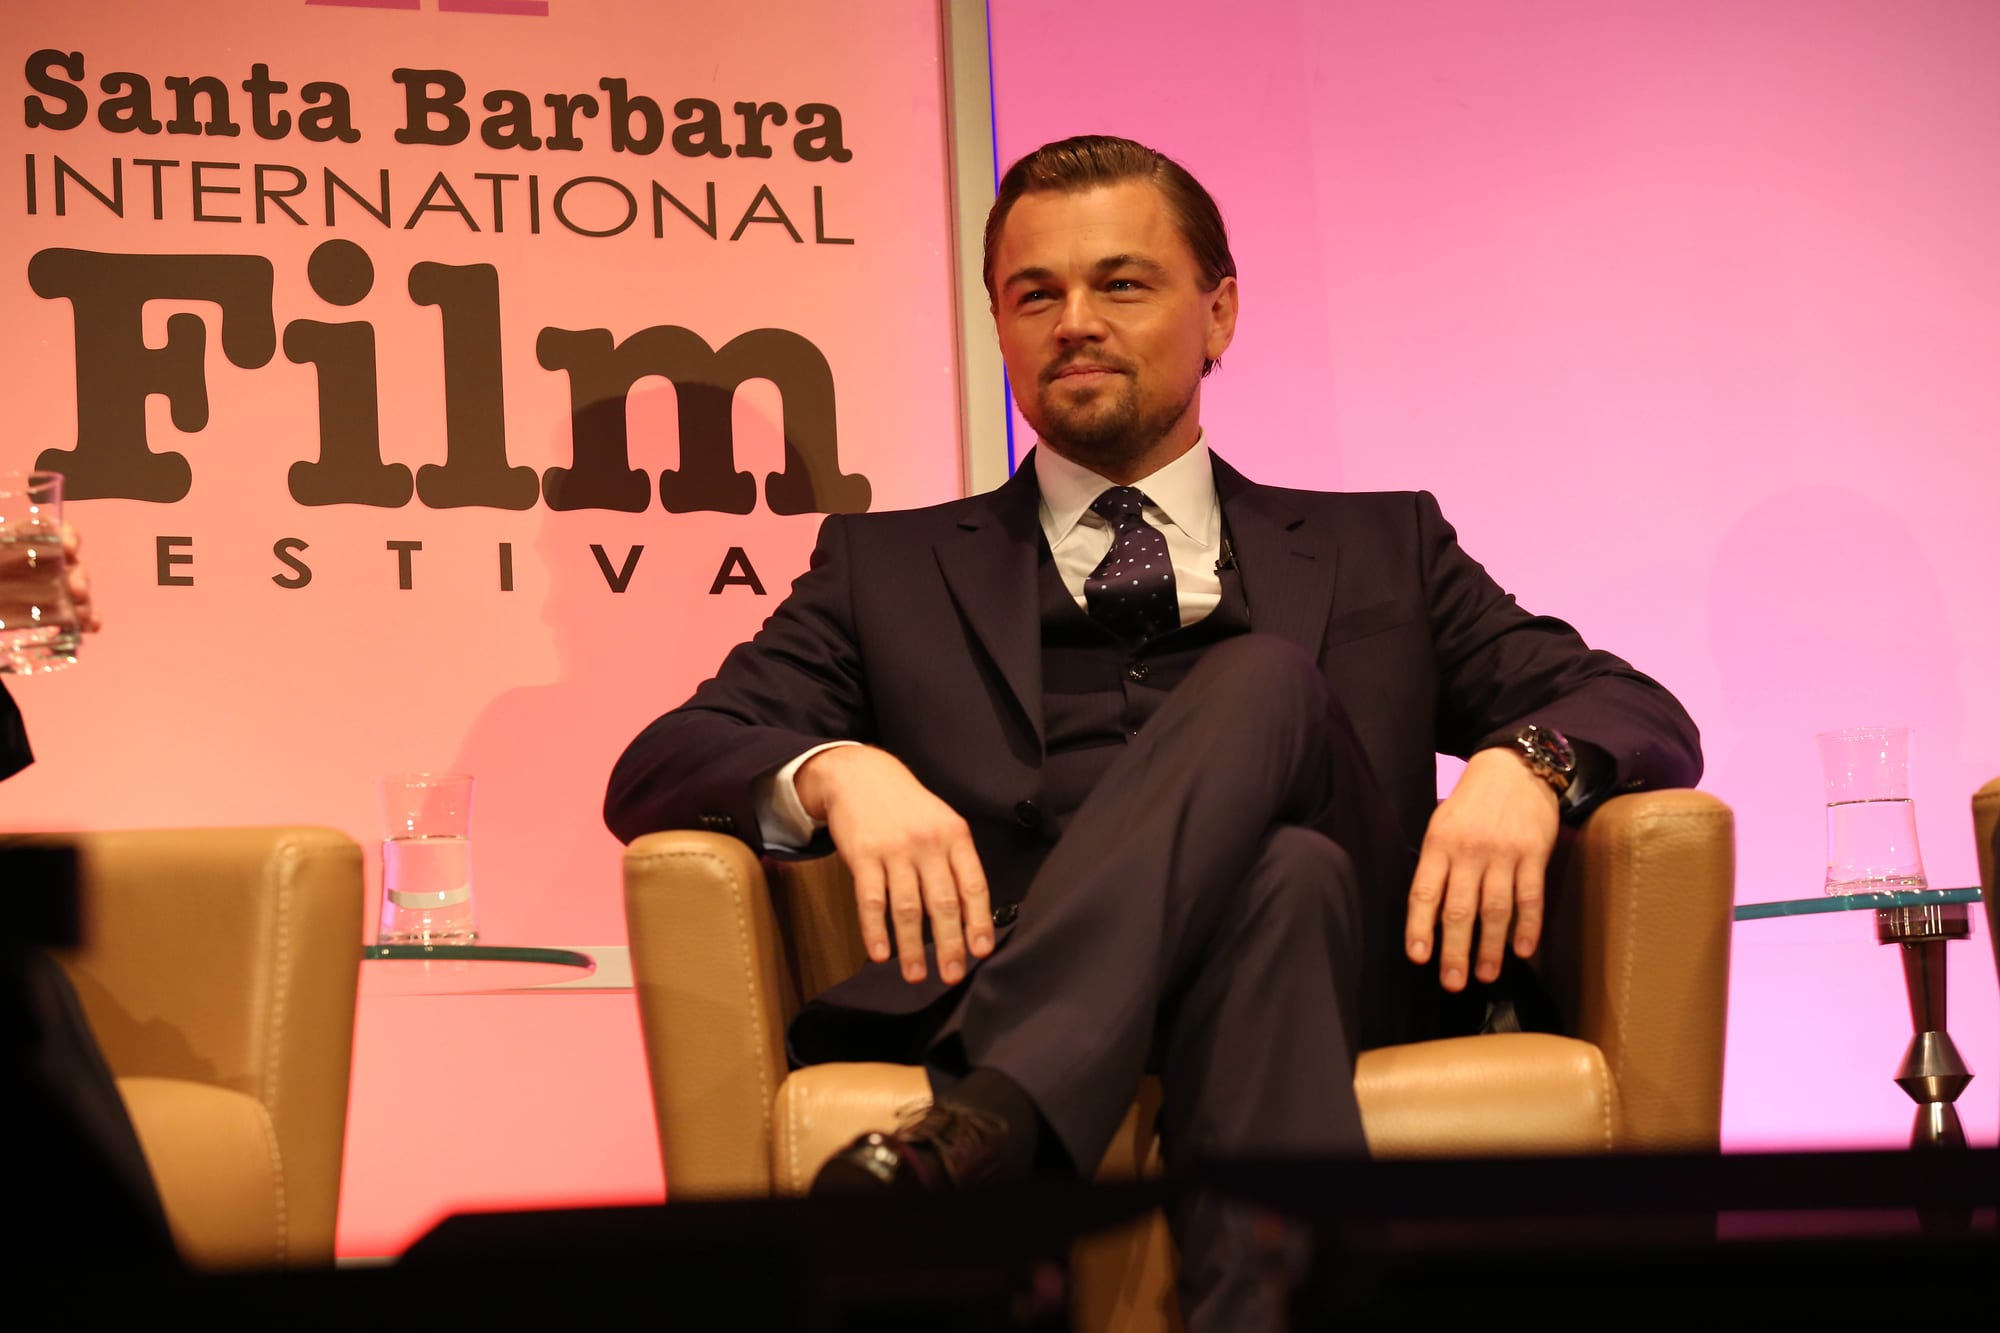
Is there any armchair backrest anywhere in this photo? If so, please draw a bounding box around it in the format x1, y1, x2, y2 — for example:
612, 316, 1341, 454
766, 854, 869, 1016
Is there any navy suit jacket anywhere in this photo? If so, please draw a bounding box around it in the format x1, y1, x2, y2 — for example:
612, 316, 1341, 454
2, 682, 30, 782
608, 450, 1699, 853
605, 451, 1702, 1041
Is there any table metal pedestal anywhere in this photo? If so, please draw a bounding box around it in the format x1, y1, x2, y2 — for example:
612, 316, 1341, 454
1876, 900, 1974, 1149
1734, 887, 1982, 1150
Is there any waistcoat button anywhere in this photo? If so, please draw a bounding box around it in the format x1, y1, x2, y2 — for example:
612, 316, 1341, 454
1126, 661, 1150, 682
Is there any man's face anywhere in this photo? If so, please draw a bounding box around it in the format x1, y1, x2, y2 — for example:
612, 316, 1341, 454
990, 180, 1237, 479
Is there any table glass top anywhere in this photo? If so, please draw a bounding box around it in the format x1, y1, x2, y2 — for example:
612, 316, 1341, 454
363, 944, 593, 967
1733, 887, 1982, 921
360, 944, 596, 995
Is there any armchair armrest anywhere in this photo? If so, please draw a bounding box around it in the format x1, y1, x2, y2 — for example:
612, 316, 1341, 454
1544, 789, 1735, 1151
624, 831, 801, 1197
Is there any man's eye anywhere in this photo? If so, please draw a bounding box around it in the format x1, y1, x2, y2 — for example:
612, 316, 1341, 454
1106, 279, 1142, 293
1018, 289, 1051, 305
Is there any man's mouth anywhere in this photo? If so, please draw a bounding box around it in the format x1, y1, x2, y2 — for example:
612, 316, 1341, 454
1049, 363, 1122, 383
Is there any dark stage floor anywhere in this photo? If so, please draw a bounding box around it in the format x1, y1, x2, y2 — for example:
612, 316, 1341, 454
16, 1147, 1996, 1329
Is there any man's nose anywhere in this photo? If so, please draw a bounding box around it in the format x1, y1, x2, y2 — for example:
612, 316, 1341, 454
1053, 290, 1108, 342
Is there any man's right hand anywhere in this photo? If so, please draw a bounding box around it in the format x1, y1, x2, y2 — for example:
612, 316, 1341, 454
794, 745, 994, 985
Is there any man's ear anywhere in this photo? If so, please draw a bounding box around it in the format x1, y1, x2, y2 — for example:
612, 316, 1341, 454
1205, 275, 1240, 363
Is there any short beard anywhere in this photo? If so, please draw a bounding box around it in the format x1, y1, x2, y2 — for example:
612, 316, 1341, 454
1025, 361, 1199, 477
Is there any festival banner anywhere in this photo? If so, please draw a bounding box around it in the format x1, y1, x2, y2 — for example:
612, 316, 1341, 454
4, 0, 965, 940
4, 0, 968, 1248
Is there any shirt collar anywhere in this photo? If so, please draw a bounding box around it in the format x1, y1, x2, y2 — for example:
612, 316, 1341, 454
1034, 435, 1220, 550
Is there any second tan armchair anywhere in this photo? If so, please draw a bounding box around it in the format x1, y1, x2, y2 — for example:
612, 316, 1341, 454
36, 826, 364, 1271
1975, 777, 1998, 978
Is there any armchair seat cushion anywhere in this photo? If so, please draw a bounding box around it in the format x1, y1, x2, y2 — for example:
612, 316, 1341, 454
119, 1076, 285, 1270
1355, 1033, 1616, 1157
769, 1032, 1615, 1195
772, 1063, 932, 1196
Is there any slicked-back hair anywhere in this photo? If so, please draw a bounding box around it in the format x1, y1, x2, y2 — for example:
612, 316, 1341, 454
983, 135, 1236, 302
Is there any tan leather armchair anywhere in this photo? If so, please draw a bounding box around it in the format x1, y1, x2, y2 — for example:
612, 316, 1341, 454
624, 790, 1733, 1329
1975, 777, 1998, 977
35, 827, 364, 1271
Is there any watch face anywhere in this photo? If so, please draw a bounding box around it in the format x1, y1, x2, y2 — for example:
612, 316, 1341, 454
1517, 725, 1575, 785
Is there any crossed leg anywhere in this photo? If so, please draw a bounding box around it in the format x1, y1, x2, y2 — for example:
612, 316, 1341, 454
925, 634, 1386, 1327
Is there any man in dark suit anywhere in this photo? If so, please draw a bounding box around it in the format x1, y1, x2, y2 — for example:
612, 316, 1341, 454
606, 135, 1700, 1328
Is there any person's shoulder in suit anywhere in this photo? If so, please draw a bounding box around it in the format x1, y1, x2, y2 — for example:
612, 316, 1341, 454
814, 467, 1041, 557
828, 489, 995, 535
1227, 475, 1447, 553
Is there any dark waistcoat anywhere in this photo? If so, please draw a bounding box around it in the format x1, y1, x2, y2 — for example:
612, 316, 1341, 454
1030, 539, 1251, 847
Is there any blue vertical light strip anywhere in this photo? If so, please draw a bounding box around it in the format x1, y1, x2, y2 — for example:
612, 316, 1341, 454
983, 5, 1018, 476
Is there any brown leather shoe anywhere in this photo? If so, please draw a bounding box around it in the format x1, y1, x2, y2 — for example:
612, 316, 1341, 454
810, 1100, 1015, 1195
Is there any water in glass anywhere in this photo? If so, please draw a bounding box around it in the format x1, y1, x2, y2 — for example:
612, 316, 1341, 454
0, 527, 79, 673
1824, 797, 1928, 895
379, 834, 477, 943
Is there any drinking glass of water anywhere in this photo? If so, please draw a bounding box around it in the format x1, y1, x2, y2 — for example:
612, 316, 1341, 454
377, 772, 478, 944
1818, 726, 1929, 895
0, 470, 80, 675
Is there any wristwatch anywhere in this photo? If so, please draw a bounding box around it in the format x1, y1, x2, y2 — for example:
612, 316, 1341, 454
1508, 723, 1576, 797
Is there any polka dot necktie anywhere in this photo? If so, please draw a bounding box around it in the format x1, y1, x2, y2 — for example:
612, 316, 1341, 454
1085, 486, 1180, 642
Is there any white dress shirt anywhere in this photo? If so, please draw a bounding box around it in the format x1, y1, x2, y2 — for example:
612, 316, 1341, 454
756, 436, 1226, 848
1033, 435, 1223, 625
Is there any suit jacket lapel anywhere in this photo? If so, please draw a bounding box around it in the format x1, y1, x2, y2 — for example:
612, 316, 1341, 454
935, 458, 1045, 751
1214, 454, 1339, 664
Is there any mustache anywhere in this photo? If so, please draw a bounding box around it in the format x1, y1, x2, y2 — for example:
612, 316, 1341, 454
1040, 352, 1134, 387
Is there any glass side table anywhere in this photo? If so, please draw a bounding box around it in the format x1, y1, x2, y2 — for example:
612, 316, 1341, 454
1735, 888, 1982, 1149
360, 944, 632, 996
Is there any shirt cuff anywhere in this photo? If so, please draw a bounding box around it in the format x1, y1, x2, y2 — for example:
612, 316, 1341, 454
1558, 737, 1615, 823
754, 741, 860, 850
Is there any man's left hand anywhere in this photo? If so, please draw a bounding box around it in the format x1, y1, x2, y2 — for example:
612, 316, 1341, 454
1404, 747, 1560, 992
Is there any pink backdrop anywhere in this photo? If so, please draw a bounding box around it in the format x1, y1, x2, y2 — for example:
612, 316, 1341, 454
989, 0, 1998, 1150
